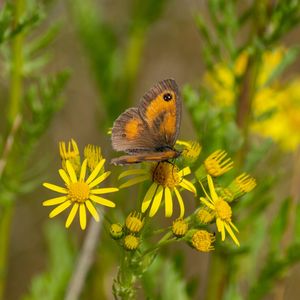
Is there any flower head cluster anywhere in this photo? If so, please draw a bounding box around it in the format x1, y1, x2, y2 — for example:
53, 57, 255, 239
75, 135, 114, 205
118, 162, 196, 218
43, 140, 118, 230
110, 211, 145, 251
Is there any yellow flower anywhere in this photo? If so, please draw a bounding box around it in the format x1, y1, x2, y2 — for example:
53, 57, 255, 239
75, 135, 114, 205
172, 218, 188, 237
233, 173, 256, 194
176, 140, 202, 163
84, 144, 103, 171
205, 47, 300, 151
200, 175, 240, 246
110, 223, 123, 239
118, 162, 196, 218
43, 159, 118, 230
204, 150, 233, 177
59, 139, 81, 174
189, 229, 215, 252
123, 234, 139, 251
125, 211, 144, 233
196, 207, 214, 224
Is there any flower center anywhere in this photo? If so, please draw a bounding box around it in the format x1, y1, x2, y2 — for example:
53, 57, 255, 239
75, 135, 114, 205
151, 162, 181, 188
215, 199, 232, 221
68, 182, 90, 203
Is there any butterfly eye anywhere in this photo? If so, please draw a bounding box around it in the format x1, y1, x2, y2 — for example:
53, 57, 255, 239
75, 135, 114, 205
163, 93, 173, 101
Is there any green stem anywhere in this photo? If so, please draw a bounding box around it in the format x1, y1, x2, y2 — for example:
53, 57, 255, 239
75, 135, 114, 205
8, 0, 25, 123
121, 27, 146, 107
0, 206, 13, 300
0, 1, 25, 299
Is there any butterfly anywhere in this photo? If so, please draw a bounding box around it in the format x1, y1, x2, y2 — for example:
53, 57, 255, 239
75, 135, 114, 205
111, 79, 182, 165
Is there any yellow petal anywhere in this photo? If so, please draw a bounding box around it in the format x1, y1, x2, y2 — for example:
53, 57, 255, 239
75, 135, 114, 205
200, 197, 215, 210
207, 175, 218, 202
119, 175, 148, 189
49, 200, 72, 218
178, 167, 191, 177
141, 183, 158, 213
224, 222, 240, 246
118, 169, 147, 179
43, 196, 67, 206
164, 187, 173, 217
85, 200, 100, 221
59, 169, 70, 185
88, 171, 111, 189
79, 159, 88, 181
86, 159, 105, 184
90, 194, 116, 207
43, 183, 68, 194
149, 185, 163, 217
229, 221, 239, 232
66, 160, 77, 182
79, 204, 87, 230
90, 187, 119, 194
199, 180, 212, 202
65, 203, 79, 228
180, 179, 197, 194
216, 218, 225, 241
174, 188, 185, 218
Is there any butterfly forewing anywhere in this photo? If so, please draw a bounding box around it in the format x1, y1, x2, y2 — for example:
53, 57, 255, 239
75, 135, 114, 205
138, 79, 181, 148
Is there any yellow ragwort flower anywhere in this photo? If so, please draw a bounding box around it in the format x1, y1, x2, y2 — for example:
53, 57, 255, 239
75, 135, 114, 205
205, 47, 300, 151
125, 211, 144, 233
200, 175, 239, 246
59, 139, 81, 174
84, 144, 103, 171
172, 218, 188, 237
190, 230, 215, 252
43, 158, 118, 230
196, 207, 214, 224
204, 150, 233, 177
176, 140, 202, 163
118, 162, 196, 218
124, 234, 139, 251
110, 223, 124, 240
234, 173, 256, 193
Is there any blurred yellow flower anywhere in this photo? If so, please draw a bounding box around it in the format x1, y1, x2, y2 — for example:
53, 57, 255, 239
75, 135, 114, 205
118, 162, 196, 218
205, 47, 300, 151
200, 175, 239, 246
43, 159, 118, 230
59, 139, 81, 174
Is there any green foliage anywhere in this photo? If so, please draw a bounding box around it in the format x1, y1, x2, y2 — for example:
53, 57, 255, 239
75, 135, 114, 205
0, 3, 41, 45
23, 222, 76, 300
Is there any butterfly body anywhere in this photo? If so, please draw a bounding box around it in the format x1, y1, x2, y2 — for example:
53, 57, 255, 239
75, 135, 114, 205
111, 79, 181, 165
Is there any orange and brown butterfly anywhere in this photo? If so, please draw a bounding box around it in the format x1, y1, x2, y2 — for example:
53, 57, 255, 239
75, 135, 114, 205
111, 79, 182, 165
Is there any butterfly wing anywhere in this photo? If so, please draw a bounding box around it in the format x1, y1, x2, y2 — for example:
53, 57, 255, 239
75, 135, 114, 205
111, 79, 181, 157
138, 79, 181, 148
111, 149, 180, 165
111, 108, 156, 153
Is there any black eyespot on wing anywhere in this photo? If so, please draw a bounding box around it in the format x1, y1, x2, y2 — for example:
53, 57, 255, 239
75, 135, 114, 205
163, 93, 172, 101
